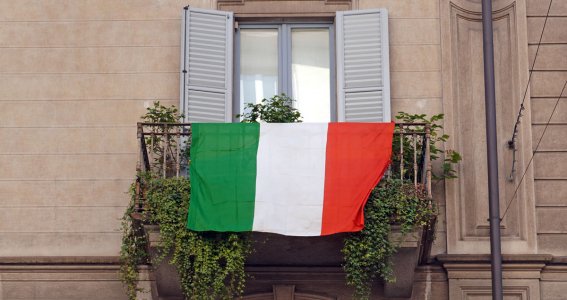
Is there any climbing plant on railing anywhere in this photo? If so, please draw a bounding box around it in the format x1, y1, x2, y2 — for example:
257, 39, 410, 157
342, 179, 435, 299
119, 173, 251, 300
141, 101, 185, 174
395, 112, 462, 180
145, 176, 251, 299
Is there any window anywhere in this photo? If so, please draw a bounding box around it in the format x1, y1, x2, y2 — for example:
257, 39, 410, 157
236, 24, 334, 122
180, 7, 390, 123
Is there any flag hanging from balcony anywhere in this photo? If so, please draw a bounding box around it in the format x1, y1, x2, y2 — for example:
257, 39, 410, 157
187, 122, 394, 236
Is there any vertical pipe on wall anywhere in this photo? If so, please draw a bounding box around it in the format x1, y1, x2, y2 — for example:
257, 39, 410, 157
481, 0, 504, 299
137, 123, 143, 173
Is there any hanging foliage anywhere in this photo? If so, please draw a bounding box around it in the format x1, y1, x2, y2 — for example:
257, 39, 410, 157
342, 179, 435, 299
119, 181, 149, 299
120, 175, 251, 300
144, 176, 251, 299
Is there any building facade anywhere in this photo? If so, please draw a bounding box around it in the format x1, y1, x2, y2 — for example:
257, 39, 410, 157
0, 0, 566, 299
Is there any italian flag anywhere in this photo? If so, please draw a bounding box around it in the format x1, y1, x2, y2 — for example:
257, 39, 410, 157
187, 122, 394, 236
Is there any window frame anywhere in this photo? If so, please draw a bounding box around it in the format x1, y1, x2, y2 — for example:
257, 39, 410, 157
233, 21, 336, 122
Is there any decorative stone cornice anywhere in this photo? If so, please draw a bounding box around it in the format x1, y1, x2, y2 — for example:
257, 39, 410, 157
217, 0, 353, 17
0, 256, 121, 265
436, 254, 553, 264
436, 254, 553, 280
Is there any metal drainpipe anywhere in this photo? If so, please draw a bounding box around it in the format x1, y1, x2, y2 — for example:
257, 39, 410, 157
481, 0, 504, 299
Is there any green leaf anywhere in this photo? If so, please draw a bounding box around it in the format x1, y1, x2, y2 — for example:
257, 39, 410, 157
342, 179, 436, 299
238, 94, 302, 123
120, 175, 251, 300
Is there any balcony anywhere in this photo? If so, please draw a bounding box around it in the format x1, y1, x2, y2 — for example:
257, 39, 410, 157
132, 122, 435, 299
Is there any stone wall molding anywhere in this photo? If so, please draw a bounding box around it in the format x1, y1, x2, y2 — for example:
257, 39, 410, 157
217, 0, 355, 17
440, 0, 537, 254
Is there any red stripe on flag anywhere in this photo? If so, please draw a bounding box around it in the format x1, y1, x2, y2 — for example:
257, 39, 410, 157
321, 122, 395, 235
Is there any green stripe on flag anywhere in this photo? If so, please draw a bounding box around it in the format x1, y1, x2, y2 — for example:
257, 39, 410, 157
187, 123, 260, 231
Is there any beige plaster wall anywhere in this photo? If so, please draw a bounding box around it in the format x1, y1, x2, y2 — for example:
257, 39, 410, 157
7, 0, 567, 299
0, 0, 213, 257
527, 0, 567, 256
0, 1, 447, 298
0, 0, 445, 258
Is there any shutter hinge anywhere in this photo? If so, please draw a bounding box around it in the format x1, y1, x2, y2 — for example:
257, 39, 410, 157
234, 21, 239, 30
183, 5, 189, 10
182, 70, 187, 74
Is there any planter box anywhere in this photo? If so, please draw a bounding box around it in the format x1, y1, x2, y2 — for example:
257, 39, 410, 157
142, 225, 423, 300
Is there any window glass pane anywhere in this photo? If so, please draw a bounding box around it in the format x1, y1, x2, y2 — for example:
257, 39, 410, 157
240, 29, 278, 113
291, 28, 331, 122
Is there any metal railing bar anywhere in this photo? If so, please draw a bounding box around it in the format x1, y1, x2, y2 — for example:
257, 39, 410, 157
424, 124, 432, 198
176, 128, 181, 178
163, 124, 169, 178
141, 132, 192, 136
139, 122, 193, 126
140, 132, 150, 172
413, 133, 418, 188
399, 125, 404, 182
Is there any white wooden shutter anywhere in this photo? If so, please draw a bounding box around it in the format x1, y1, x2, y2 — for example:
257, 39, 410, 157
180, 7, 233, 123
336, 9, 391, 122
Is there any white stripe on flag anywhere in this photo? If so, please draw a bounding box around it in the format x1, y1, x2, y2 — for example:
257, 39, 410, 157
253, 123, 328, 236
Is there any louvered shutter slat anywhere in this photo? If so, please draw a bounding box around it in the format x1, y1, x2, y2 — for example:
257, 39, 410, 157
336, 9, 391, 122
180, 7, 233, 123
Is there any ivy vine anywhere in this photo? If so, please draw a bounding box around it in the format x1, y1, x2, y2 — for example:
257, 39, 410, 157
119, 181, 149, 299
120, 174, 251, 300
144, 176, 251, 299
141, 101, 185, 173
342, 179, 435, 299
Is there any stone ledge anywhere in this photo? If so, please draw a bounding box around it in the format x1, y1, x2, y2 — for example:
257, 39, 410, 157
244, 266, 351, 282
0, 256, 121, 265
551, 256, 567, 264
542, 265, 567, 281
413, 265, 448, 282
436, 254, 553, 281
436, 254, 553, 264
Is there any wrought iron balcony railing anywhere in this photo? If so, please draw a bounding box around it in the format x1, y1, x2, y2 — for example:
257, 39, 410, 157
134, 122, 435, 263
136, 122, 432, 190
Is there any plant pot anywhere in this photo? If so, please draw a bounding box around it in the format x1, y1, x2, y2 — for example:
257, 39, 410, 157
142, 225, 426, 300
